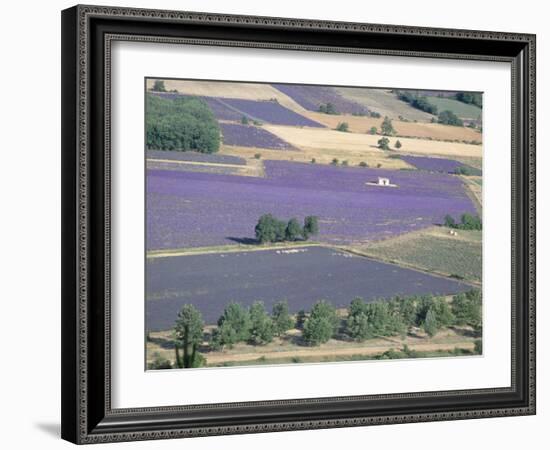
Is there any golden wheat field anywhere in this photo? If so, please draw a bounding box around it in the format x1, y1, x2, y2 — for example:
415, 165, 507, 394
263, 125, 483, 158
302, 111, 482, 142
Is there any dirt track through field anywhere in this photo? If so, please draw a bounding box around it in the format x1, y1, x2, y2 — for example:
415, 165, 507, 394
205, 341, 475, 364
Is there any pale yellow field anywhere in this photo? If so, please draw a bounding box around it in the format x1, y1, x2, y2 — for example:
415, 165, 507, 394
302, 111, 482, 143
263, 125, 482, 158
219, 145, 411, 170
146, 79, 307, 113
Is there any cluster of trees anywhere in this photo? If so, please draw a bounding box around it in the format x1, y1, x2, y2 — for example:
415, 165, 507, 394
211, 301, 294, 349
396, 91, 439, 115
455, 92, 483, 108
444, 213, 482, 230
146, 94, 221, 153
438, 110, 464, 127
378, 136, 402, 150
255, 214, 319, 243
318, 102, 339, 115
347, 290, 481, 341
299, 289, 482, 346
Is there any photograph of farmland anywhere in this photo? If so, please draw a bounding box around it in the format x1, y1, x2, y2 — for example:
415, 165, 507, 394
145, 78, 483, 370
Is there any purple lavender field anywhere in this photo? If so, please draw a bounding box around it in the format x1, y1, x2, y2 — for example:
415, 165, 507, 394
401, 155, 481, 175
146, 246, 472, 329
146, 161, 476, 250
272, 84, 368, 115
220, 98, 324, 127
220, 123, 296, 150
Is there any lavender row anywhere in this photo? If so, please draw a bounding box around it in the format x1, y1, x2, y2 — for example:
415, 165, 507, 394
220, 98, 324, 127
220, 123, 296, 150
272, 84, 368, 115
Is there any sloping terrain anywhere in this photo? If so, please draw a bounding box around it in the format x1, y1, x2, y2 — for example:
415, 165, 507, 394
336, 87, 436, 121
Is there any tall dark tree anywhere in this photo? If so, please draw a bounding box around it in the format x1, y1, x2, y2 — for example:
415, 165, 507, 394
249, 301, 275, 345
152, 79, 166, 92
285, 218, 303, 241
381, 116, 395, 136
302, 216, 319, 240
272, 300, 294, 336
174, 304, 204, 368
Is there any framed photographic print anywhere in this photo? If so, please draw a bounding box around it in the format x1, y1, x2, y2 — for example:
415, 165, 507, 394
61, 5, 536, 444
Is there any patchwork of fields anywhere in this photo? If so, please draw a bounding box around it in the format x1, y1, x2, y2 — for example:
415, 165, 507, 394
146, 246, 472, 329
144, 79, 483, 367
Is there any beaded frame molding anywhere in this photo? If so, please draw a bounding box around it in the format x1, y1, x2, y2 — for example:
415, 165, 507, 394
61, 4, 536, 444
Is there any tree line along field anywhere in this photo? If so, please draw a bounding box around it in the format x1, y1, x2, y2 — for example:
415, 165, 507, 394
147, 288, 482, 369
144, 79, 483, 368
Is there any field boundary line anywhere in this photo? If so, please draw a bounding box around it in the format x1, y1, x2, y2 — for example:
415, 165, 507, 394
334, 244, 481, 288
147, 241, 322, 259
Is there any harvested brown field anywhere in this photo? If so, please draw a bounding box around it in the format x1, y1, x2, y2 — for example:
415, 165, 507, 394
302, 111, 482, 142
219, 145, 411, 170
263, 125, 483, 158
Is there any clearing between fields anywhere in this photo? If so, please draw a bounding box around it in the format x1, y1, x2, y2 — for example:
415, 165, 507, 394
352, 226, 482, 283
219, 145, 411, 169
263, 125, 483, 158
302, 111, 482, 143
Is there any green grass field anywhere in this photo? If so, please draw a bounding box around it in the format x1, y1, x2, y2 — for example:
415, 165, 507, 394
426, 97, 482, 120
356, 227, 482, 283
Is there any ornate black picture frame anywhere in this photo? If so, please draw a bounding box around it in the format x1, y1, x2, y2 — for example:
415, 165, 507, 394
61, 4, 536, 444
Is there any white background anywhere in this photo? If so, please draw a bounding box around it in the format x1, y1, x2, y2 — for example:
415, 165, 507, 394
0, 0, 546, 449
113, 43, 511, 408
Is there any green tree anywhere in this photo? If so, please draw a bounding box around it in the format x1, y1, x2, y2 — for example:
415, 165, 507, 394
213, 303, 252, 348
152, 79, 166, 92
335, 122, 349, 132
249, 301, 275, 345
331, 158, 339, 165
359, 161, 368, 167
303, 300, 339, 346
381, 116, 395, 136
146, 94, 220, 153
302, 216, 319, 240
241, 115, 249, 125
395, 140, 402, 149
369, 126, 378, 135
255, 214, 286, 243
423, 309, 438, 337
174, 304, 205, 368
451, 290, 482, 330
285, 218, 303, 241
377, 137, 390, 150
272, 300, 294, 336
